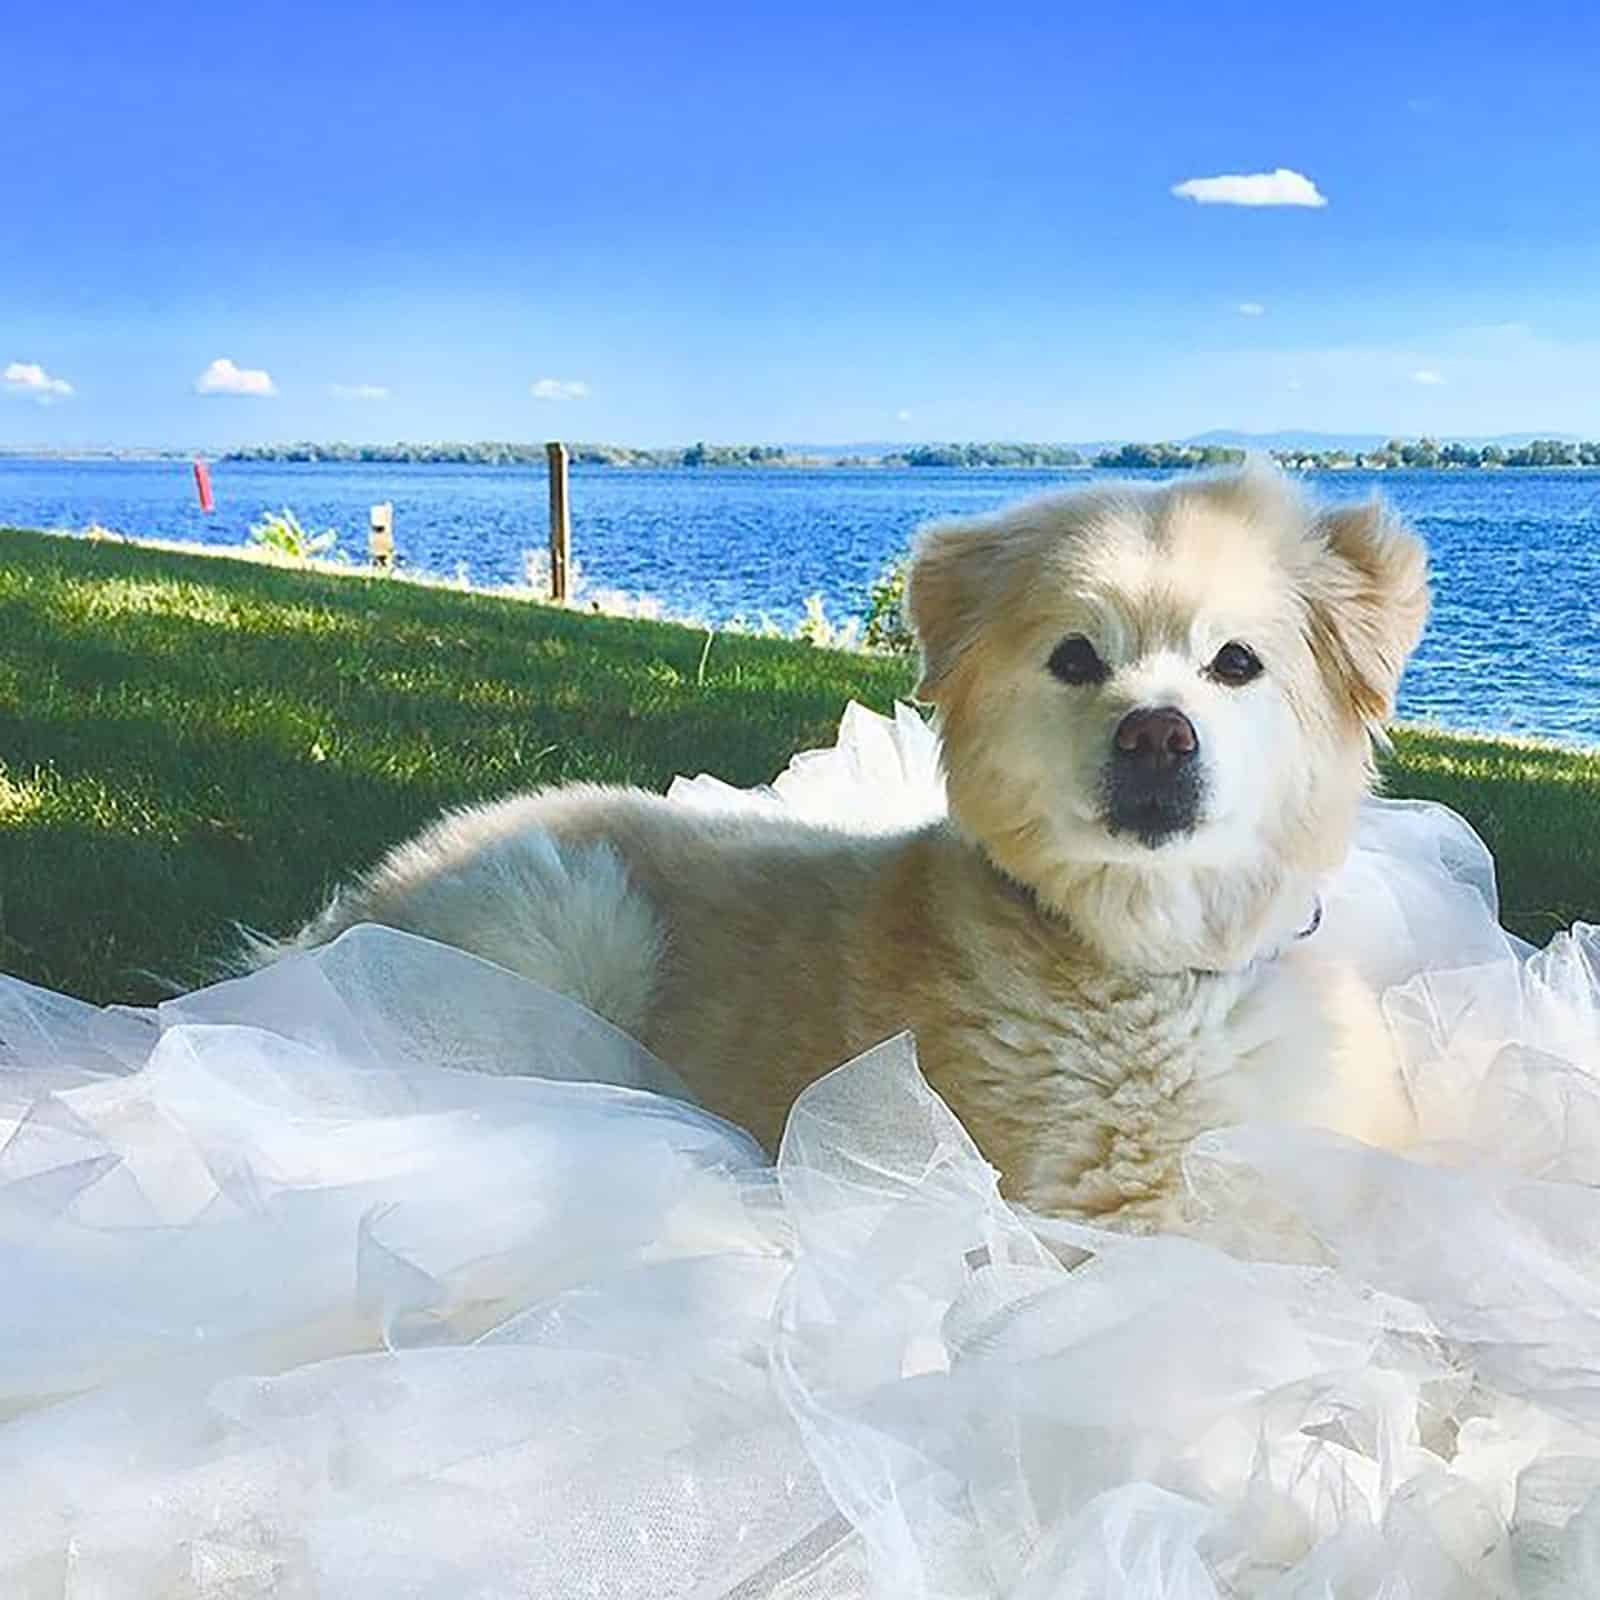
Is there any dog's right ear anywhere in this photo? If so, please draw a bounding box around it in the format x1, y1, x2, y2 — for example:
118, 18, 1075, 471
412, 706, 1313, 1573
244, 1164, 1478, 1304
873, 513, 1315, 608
905, 515, 1011, 700
1303, 498, 1431, 727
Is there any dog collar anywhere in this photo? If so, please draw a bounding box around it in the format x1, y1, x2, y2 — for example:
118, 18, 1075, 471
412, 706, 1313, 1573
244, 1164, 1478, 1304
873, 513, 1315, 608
978, 847, 1323, 977
1187, 893, 1324, 979
1213, 893, 1323, 978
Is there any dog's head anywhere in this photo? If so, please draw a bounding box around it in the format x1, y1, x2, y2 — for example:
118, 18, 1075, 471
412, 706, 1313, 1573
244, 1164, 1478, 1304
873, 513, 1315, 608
906, 467, 1429, 971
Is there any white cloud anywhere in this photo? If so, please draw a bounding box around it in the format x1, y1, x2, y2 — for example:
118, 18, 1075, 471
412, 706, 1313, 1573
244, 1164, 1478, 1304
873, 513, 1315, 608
195, 357, 276, 397
531, 378, 590, 401
1237, 302, 1266, 317
1412, 368, 1445, 385
896, 408, 913, 422
330, 383, 390, 400
1171, 168, 1327, 208
4, 360, 74, 400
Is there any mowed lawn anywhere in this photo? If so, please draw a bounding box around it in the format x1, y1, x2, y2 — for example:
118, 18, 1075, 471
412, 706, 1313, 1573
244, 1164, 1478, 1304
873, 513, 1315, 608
3, 527, 1597, 1005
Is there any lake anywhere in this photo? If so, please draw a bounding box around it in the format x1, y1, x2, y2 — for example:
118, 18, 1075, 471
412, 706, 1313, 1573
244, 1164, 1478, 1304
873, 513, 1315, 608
3, 457, 1598, 746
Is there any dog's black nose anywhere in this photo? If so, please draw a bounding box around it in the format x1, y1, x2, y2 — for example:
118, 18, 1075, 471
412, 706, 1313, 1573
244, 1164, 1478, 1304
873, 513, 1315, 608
1114, 707, 1198, 772
1106, 708, 1203, 845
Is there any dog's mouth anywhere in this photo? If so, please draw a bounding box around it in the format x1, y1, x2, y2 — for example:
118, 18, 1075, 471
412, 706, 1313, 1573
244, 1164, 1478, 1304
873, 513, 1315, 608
1103, 772, 1204, 849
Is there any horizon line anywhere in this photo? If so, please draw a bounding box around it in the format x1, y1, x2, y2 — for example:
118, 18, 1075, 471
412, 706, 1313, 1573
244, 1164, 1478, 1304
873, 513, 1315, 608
3, 428, 1595, 457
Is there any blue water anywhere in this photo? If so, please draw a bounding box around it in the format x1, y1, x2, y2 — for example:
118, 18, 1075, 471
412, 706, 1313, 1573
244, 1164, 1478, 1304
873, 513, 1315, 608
3, 457, 1599, 746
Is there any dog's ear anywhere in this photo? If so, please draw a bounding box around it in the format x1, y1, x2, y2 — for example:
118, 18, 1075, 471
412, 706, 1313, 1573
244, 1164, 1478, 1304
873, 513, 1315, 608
1303, 499, 1430, 725
905, 515, 1014, 700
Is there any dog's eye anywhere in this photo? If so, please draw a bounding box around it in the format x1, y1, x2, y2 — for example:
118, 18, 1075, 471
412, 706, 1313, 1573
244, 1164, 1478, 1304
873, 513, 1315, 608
1208, 641, 1263, 685
1047, 635, 1108, 686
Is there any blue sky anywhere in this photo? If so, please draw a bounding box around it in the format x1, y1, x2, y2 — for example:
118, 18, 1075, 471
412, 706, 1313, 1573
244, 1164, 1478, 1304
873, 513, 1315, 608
4, 0, 1598, 447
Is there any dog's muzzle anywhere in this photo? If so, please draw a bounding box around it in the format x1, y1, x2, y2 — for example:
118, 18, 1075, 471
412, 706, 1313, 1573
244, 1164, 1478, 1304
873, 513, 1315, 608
1104, 706, 1203, 846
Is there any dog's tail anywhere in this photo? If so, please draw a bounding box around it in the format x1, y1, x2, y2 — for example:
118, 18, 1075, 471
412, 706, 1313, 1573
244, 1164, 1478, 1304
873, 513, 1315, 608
225, 828, 665, 1042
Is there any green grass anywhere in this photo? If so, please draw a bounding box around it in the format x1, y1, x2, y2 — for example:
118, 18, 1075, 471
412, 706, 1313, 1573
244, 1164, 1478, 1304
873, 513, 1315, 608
2, 527, 1596, 1005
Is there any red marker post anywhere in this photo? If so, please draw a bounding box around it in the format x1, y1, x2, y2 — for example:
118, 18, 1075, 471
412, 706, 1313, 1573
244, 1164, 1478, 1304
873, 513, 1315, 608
193, 458, 215, 513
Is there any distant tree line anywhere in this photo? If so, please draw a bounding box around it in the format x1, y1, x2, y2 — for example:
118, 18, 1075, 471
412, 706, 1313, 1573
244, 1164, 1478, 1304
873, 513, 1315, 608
1094, 443, 1247, 469
1103, 437, 1600, 471
219, 437, 1600, 471
225, 441, 851, 468
221, 440, 1088, 468
880, 443, 1086, 468
224, 441, 693, 467
1316, 437, 1600, 469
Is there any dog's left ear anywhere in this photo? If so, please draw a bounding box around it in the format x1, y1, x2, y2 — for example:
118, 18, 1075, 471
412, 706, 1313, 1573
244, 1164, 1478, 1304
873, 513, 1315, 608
1304, 499, 1430, 725
905, 515, 1014, 701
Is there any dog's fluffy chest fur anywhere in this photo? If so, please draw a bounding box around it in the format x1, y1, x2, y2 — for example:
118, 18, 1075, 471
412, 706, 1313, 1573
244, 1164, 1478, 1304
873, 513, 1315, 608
852, 848, 1338, 1226
916, 947, 1314, 1228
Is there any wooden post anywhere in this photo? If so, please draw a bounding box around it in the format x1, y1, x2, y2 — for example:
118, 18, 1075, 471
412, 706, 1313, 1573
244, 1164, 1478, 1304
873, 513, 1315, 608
368, 502, 395, 569
546, 441, 571, 601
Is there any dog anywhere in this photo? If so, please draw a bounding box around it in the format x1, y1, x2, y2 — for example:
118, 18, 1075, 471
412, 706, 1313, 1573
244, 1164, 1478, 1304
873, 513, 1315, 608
260, 468, 1429, 1228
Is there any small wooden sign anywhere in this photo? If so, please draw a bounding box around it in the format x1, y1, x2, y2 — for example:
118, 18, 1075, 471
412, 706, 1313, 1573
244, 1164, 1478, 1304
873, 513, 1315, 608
368, 502, 395, 568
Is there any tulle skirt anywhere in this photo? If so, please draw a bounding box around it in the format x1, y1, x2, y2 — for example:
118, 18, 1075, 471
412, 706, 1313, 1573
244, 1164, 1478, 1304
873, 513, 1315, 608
2, 703, 1597, 1597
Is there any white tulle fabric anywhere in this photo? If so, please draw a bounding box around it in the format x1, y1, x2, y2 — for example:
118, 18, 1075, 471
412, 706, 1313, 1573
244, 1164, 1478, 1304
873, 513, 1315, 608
2, 704, 1598, 1597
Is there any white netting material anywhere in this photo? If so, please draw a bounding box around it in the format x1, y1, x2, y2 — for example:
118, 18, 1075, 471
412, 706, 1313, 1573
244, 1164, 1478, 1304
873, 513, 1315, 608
0, 703, 1597, 1596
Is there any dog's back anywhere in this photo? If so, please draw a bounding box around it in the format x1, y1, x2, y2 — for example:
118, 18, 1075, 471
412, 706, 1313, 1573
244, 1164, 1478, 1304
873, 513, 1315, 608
265, 786, 933, 1144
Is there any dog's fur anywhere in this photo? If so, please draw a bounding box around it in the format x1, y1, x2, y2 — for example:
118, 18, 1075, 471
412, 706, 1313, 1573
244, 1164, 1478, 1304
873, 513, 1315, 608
261, 468, 1429, 1227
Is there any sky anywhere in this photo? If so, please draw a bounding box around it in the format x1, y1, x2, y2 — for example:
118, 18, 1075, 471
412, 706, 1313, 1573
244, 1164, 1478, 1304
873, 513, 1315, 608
4, 0, 1600, 448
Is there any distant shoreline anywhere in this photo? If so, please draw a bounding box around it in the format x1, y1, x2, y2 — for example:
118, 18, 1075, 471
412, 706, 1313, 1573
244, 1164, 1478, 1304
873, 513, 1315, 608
4, 436, 1600, 471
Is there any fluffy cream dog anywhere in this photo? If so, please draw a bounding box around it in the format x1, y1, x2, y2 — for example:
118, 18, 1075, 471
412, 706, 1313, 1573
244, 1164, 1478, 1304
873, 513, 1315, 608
264, 468, 1429, 1227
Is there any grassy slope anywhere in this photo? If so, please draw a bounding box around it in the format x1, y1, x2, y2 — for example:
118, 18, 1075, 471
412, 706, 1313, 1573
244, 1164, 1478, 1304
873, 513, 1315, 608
2, 527, 1596, 1005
